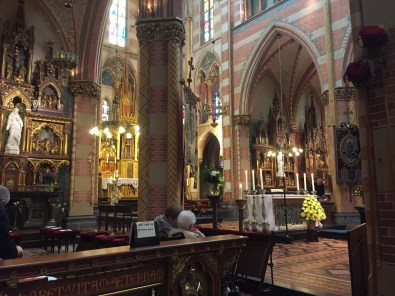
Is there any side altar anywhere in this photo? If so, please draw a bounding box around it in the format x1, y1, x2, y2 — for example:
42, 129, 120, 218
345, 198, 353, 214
243, 193, 332, 232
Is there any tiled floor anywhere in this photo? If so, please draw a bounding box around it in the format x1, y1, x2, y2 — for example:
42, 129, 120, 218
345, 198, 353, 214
200, 221, 351, 296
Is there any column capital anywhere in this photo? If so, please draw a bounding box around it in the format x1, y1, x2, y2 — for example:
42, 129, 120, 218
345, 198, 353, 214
69, 80, 101, 98
232, 115, 251, 127
321, 87, 357, 105
136, 18, 185, 46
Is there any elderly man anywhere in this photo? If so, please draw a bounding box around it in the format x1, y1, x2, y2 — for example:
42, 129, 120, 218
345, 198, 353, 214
0, 185, 24, 259
154, 204, 182, 239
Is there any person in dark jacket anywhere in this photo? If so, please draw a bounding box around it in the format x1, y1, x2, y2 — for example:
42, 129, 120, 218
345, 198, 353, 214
154, 204, 182, 239
0, 185, 23, 259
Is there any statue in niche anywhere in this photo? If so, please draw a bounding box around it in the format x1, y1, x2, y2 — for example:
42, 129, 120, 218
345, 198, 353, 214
16, 65, 26, 82
6, 63, 13, 79
276, 152, 285, 177
5, 107, 24, 154
99, 141, 116, 158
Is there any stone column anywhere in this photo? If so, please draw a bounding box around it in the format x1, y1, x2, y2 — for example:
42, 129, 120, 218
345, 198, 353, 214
69, 80, 100, 216
136, 18, 185, 220
232, 115, 251, 196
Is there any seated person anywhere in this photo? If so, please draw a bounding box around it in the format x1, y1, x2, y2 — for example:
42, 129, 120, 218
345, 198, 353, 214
169, 210, 205, 239
154, 204, 182, 240
0, 185, 23, 259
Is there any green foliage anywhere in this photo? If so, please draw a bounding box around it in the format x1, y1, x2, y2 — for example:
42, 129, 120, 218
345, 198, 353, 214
200, 164, 224, 187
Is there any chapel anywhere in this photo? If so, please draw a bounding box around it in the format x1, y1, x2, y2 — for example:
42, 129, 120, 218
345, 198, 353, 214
0, 0, 394, 295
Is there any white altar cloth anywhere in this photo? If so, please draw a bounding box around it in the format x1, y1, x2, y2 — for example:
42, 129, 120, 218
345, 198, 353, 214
101, 178, 138, 189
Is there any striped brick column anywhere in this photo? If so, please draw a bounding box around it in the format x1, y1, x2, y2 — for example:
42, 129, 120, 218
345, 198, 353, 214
136, 18, 185, 220
68, 80, 101, 216
232, 115, 251, 199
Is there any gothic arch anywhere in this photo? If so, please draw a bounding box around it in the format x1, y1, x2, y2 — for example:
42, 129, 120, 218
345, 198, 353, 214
239, 21, 323, 115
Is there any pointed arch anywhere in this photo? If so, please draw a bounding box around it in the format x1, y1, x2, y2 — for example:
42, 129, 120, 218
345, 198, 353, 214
239, 21, 323, 115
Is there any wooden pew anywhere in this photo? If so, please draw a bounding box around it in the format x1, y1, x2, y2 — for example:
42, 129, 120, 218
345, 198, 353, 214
0, 234, 247, 296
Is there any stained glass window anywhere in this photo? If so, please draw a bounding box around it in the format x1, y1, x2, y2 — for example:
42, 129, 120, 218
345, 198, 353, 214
203, 0, 213, 43
109, 0, 126, 47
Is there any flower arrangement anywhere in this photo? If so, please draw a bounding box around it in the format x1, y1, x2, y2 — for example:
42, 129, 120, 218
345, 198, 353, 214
300, 195, 326, 222
12, 200, 24, 214
200, 164, 224, 195
56, 202, 68, 215
200, 164, 224, 184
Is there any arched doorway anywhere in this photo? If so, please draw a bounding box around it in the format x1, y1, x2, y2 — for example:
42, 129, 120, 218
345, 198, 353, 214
200, 133, 221, 199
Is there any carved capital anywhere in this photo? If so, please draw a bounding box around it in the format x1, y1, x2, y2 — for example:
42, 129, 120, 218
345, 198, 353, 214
232, 115, 251, 127
321, 87, 357, 105
69, 80, 100, 98
334, 87, 357, 101
136, 18, 185, 46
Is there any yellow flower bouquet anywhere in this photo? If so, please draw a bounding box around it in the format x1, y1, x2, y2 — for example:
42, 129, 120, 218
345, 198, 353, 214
300, 195, 326, 221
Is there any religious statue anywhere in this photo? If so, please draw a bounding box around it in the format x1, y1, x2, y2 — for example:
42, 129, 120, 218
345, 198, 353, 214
276, 152, 285, 177
5, 107, 24, 154
16, 65, 26, 82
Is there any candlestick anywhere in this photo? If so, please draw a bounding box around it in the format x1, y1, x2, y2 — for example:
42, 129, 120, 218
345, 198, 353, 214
245, 170, 248, 190
311, 173, 315, 191
296, 173, 300, 191
252, 170, 255, 190
239, 183, 242, 200
304, 173, 307, 191
259, 169, 264, 190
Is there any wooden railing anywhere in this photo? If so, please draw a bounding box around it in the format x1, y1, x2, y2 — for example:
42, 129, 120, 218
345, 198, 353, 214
0, 234, 247, 296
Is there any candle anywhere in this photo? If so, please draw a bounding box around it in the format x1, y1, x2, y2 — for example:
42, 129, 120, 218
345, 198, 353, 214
296, 173, 300, 191
311, 173, 315, 191
245, 170, 248, 190
304, 173, 307, 191
252, 170, 255, 190
106, 157, 109, 163
239, 183, 242, 200
260, 169, 264, 189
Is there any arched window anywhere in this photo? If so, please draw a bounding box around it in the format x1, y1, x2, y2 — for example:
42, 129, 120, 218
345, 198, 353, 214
102, 69, 114, 86
102, 99, 110, 121
109, 0, 126, 47
202, 0, 214, 43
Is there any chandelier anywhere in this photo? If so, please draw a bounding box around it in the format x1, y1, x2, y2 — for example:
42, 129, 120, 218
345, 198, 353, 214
52, 49, 77, 70
89, 121, 140, 140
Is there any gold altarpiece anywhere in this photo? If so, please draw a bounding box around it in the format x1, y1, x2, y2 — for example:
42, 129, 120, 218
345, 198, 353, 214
98, 55, 139, 200
251, 93, 297, 191
0, 4, 71, 226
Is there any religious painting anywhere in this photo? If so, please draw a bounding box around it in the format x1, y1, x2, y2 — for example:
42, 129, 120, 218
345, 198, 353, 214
334, 127, 361, 183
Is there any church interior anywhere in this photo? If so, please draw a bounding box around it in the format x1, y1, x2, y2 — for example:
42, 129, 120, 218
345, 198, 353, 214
0, 0, 394, 295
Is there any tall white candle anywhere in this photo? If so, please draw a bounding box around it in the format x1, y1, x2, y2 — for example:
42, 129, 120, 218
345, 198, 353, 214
296, 173, 300, 191
311, 173, 315, 191
252, 170, 255, 190
304, 173, 307, 191
260, 169, 264, 189
239, 183, 242, 200
245, 170, 248, 190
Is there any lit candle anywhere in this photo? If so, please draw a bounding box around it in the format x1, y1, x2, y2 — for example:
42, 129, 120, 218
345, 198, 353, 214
252, 170, 255, 190
239, 183, 242, 200
304, 173, 307, 191
311, 173, 315, 192
296, 173, 300, 191
260, 169, 264, 189
245, 170, 248, 190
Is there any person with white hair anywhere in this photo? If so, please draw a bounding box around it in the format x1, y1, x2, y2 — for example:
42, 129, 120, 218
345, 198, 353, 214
0, 185, 24, 259
169, 210, 205, 239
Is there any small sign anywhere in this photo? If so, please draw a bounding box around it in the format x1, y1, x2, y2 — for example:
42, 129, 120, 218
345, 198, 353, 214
130, 221, 160, 248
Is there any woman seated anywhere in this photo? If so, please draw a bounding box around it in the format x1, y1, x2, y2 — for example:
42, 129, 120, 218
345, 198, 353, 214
169, 210, 205, 239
